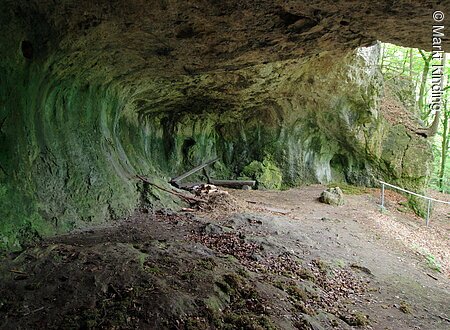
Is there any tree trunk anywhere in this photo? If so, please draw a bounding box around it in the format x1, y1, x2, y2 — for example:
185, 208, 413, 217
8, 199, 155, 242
418, 50, 433, 121
425, 53, 447, 137
416, 54, 447, 138
380, 43, 385, 72
439, 102, 449, 191
401, 50, 408, 75
409, 49, 413, 78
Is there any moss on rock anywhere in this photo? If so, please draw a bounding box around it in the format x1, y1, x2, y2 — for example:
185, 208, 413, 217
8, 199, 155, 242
241, 159, 283, 190
0, 22, 433, 249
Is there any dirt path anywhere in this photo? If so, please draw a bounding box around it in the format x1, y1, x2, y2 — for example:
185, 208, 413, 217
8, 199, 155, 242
0, 186, 448, 329
230, 185, 450, 329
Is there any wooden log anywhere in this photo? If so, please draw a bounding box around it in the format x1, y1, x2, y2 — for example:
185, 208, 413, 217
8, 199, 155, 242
209, 179, 256, 188
136, 175, 205, 203
170, 158, 219, 184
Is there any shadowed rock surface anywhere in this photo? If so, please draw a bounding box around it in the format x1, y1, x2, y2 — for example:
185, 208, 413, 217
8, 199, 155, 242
0, 1, 448, 247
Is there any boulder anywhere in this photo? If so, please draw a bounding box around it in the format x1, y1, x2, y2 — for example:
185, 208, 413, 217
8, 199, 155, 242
319, 187, 345, 206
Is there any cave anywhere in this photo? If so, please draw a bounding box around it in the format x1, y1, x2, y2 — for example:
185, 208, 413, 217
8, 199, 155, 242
0, 1, 449, 329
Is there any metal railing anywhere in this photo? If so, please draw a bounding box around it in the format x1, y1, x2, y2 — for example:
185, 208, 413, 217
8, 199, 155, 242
379, 180, 450, 226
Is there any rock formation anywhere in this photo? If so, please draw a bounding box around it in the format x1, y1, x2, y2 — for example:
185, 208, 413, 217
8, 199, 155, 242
0, 0, 448, 248
319, 187, 345, 206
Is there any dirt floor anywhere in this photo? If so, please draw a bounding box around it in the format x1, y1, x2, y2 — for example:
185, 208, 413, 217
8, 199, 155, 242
0, 185, 449, 329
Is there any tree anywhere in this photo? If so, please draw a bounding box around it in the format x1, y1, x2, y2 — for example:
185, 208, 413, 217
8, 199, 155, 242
439, 98, 449, 191
418, 50, 433, 121
421, 53, 447, 137
379, 43, 450, 192
409, 49, 414, 78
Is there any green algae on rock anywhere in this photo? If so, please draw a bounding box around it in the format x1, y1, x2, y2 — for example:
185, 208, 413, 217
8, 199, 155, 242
241, 159, 283, 190
0, 0, 437, 248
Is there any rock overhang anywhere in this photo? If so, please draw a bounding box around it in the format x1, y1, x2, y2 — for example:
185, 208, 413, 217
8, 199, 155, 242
0, 0, 446, 248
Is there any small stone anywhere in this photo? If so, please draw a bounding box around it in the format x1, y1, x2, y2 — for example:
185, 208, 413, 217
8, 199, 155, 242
201, 223, 230, 235
250, 253, 264, 261
399, 301, 412, 314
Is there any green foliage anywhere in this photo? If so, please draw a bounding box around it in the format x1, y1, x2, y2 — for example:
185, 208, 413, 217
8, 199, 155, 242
380, 44, 447, 118
425, 253, 442, 273
380, 43, 450, 194
414, 246, 442, 273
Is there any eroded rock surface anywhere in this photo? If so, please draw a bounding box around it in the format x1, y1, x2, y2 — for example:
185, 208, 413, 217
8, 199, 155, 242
0, 1, 446, 247
319, 187, 345, 206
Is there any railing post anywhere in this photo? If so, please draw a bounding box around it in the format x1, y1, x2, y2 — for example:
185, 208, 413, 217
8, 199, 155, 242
426, 199, 432, 226
377, 180, 449, 226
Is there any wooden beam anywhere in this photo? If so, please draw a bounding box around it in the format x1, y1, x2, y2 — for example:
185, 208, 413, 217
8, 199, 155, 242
170, 158, 219, 184
209, 179, 256, 188
136, 175, 205, 203
177, 182, 205, 189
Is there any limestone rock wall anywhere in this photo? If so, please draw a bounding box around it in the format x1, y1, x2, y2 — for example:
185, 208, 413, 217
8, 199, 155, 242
0, 0, 440, 249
